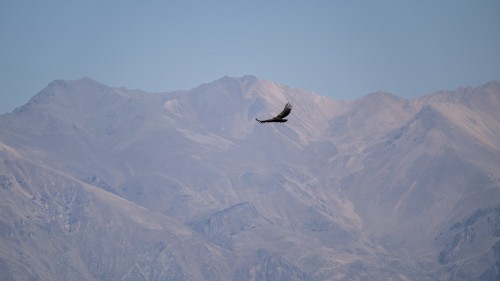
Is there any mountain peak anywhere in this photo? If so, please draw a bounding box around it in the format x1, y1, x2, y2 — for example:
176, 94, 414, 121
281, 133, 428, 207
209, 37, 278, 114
193, 75, 258, 92
219, 74, 258, 84
2, 77, 500, 280
45, 77, 107, 91
385, 105, 451, 148
481, 80, 500, 89
418, 86, 475, 104
25, 78, 109, 108
362, 91, 405, 102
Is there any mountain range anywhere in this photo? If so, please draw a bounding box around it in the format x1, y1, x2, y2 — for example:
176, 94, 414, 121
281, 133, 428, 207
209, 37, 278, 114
0, 75, 499, 280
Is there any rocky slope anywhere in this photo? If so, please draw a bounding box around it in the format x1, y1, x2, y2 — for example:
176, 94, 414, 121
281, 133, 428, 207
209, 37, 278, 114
0, 76, 499, 280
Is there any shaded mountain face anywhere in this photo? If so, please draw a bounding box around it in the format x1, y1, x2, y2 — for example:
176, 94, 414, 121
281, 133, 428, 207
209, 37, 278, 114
0, 75, 499, 281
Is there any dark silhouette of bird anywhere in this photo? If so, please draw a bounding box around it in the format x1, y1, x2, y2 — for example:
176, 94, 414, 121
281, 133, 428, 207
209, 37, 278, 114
256, 102, 293, 123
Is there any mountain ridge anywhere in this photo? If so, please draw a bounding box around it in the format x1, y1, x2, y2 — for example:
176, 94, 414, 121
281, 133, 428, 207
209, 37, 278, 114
1, 76, 499, 280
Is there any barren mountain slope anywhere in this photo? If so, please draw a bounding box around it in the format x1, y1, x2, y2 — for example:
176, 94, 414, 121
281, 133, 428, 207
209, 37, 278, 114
0, 76, 499, 280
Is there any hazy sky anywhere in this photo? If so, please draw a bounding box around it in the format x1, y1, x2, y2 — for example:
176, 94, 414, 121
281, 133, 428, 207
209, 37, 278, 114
1, 0, 499, 113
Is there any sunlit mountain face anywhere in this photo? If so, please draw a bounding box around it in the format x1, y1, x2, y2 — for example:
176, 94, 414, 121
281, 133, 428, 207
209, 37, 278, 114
1, 76, 499, 281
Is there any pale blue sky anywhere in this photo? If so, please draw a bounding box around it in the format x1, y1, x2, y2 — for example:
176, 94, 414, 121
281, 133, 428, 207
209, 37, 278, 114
1, 0, 499, 113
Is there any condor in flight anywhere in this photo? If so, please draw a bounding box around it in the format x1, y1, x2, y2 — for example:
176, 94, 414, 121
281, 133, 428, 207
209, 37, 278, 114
256, 102, 293, 123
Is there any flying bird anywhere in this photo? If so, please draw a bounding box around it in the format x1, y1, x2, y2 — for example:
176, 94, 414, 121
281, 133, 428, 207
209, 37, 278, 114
256, 102, 293, 123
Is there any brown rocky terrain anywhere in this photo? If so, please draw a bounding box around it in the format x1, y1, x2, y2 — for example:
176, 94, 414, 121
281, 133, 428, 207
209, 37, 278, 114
0, 76, 499, 280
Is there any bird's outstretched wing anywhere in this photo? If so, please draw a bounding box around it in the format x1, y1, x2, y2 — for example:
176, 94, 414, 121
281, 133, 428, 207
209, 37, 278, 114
255, 102, 293, 123
276, 102, 292, 119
